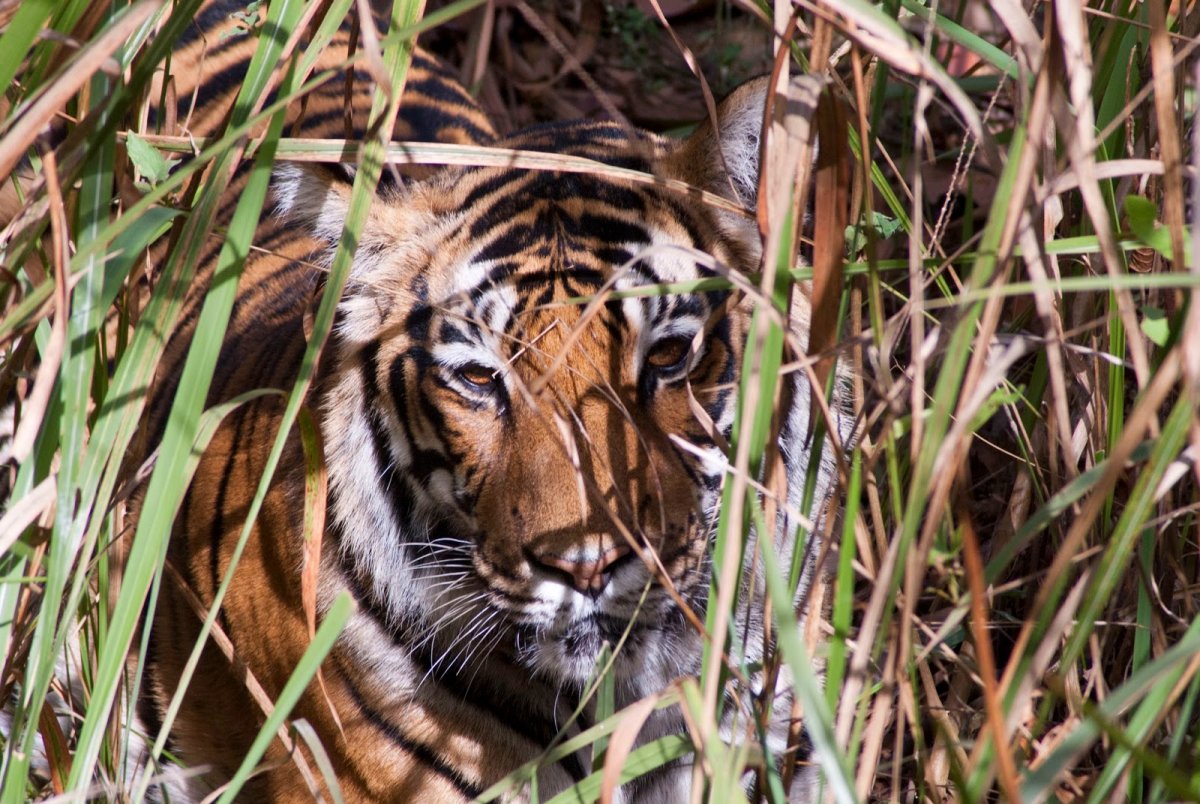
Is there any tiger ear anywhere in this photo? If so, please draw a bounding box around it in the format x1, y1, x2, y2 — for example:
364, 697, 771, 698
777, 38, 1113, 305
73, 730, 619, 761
670, 76, 772, 259
272, 163, 416, 267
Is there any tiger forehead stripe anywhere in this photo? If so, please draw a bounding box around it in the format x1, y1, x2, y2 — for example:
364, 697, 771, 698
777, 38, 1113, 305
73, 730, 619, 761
463, 175, 653, 242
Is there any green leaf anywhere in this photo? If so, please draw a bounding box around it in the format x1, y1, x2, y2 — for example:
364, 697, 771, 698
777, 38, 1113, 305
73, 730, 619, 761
1060, 395, 1194, 671
65, 0, 307, 787
985, 440, 1155, 584
125, 131, 178, 186
1124, 195, 1157, 235
896, 0, 1019, 79
473, 687, 680, 802
1125, 195, 1191, 260
102, 205, 178, 310
845, 212, 903, 253
1139, 306, 1170, 347
292, 720, 347, 804
590, 644, 615, 768
754, 507, 858, 804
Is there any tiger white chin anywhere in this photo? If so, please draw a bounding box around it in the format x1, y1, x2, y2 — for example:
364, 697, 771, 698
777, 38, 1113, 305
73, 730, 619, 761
518, 579, 702, 691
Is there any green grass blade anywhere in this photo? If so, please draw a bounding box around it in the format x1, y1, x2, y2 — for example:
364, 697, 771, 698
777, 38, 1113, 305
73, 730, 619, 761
543, 736, 694, 804
141, 1, 426, 791
755, 506, 857, 803
215, 592, 355, 803
1059, 396, 1194, 669
1019, 617, 1200, 801
64, 0, 309, 787
896, 0, 1018, 79
0, 0, 54, 115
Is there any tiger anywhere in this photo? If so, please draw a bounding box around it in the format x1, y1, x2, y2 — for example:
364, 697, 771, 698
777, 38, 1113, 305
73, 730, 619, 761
127, 1, 849, 801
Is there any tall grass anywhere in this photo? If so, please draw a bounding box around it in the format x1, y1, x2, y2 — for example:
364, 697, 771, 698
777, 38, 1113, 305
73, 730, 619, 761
1, 0, 1198, 801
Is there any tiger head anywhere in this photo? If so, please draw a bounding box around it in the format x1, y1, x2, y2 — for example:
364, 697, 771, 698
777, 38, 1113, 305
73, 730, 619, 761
278, 78, 833, 691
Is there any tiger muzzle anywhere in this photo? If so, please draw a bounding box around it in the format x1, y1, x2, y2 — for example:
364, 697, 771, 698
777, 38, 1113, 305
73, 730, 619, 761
528, 543, 634, 597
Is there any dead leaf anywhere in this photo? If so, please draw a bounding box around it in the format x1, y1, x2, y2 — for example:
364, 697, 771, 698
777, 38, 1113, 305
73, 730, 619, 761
600, 692, 662, 804
10, 148, 70, 463
0, 0, 161, 184
298, 403, 342, 739
809, 88, 850, 417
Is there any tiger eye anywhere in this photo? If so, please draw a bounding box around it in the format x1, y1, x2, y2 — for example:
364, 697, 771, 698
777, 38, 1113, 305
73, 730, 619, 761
459, 363, 497, 388
646, 337, 691, 371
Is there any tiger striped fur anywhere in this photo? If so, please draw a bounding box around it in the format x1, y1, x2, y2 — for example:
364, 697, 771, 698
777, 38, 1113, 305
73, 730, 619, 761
138, 2, 846, 801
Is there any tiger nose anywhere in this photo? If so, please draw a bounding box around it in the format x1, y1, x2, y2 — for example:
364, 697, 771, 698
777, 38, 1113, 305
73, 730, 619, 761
532, 544, 633, 597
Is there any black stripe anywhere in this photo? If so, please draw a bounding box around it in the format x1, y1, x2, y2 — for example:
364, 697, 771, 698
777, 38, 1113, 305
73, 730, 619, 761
594, 246, 635, 267
437, 319, 472, 345
575, 213, 650, 246
399, 99, 497, 144
459, 171, 529, 214
178, 59, 249, 124
469, 181, 649, 239
359, 342, 420, 531
387, 349, 455, 485
660, 195, 710, 254
334, 656, 485, 799
671, 294, 706, 319
405, 305, 433, 342
209, 408, 251, 600
270, 95, 497, 145
405, 75, 481, 107
175, 1, 240, 48
510, 269, 603, 294
471, 223, 536, 263
163, 212, 312, 363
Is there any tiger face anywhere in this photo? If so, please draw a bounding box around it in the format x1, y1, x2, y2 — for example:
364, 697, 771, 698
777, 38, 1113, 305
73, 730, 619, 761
282, 83, 812, 695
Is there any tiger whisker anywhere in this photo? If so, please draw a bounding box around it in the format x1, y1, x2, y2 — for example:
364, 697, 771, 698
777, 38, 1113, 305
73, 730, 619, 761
404, 556, 472, 572
412, 570, 472, 583
408, 592, 491, 653
412, 588, 479, 627
453, 610, 504, 676
413, 600, 495, 688
406, 559, 472, 574
460, 621, 509, 694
